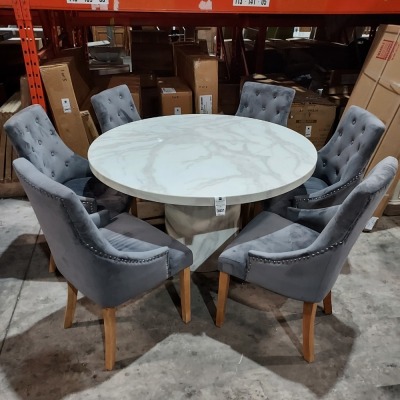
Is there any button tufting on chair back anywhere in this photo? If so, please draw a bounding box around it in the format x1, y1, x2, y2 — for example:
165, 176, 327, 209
91, 84, 141, 133
264, 105, 387, 215
235, 81, 295, 126
4, 104, 131, 218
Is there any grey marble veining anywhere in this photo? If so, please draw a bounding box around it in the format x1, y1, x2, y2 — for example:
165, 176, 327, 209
88, 114, 317, 206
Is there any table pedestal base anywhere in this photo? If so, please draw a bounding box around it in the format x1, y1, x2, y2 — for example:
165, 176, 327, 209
165, 204, 241, 271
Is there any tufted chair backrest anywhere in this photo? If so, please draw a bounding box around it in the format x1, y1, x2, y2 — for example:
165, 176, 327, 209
235, 81, 295, 126
315, 105, 386, 186
4, 104, 91, 184
91, 84, 141, 133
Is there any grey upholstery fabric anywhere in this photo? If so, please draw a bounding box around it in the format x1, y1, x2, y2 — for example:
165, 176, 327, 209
235, 81, 295, 127
91, 84, 141, 133
4, 104, 131, 216
13, 157, 193, 308
265, 105, 386, 216
219, 156, 398, 303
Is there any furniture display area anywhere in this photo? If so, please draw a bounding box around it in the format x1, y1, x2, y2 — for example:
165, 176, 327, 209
88, 113, 317, 270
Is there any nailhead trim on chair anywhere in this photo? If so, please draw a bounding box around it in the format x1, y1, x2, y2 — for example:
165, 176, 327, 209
19, 173, 169, 265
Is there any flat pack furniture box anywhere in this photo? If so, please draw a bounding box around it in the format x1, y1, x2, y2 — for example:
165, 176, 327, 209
157, 76, 192, 115
40, 55, 92, 157
175, 46, 218, 114
345, 24, 400, 216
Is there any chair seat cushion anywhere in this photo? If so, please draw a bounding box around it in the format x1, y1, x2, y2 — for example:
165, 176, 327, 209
219, 211, 319, 279
100, 213, 193, 275
64, 177, 131, 216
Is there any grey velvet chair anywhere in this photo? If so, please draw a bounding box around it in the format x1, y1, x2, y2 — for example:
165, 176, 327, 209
13, 157, 193, 370
235, 81, 295, 127
4, 104, 132, 272
216, 156, 398, 362
91, 84, 141, 133
264, 105, 386, 216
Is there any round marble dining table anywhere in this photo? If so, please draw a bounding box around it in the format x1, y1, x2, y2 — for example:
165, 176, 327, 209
88, 114, 318, 270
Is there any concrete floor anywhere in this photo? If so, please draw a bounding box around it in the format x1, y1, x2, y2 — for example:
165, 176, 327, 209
0, 197, 399, 400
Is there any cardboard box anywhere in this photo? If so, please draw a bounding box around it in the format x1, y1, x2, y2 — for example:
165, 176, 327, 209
40, 56, 91, 157
157, 76, 192, 115
242, 74, 337, 149
175, 47, 218, 114
345, 24, 400, 216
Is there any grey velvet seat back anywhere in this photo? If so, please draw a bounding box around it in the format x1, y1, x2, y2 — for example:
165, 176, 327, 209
91, 84, 141, 133
13, 157, 192, 308
221, 157, 398, 303
235, 81, 295, 126
311, 105, 385, 195
4, 104, 90, 184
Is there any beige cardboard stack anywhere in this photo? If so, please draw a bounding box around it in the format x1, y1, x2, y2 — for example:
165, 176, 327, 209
157, 76, 192, 115
40, 49, 102, 157
344, 24, 400, 216
174, 46, 218, 114
0, 92, 24, 197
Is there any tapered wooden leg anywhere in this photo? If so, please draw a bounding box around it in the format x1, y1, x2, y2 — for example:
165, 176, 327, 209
323, 291, 332, 315
64, 282, 78, 329
103, 308, 116, 371
216, 272, 230, 327
303, 302, 317, 363
49, 253, 56, 273
179, 267, 191, 323
129, 198, 138, 217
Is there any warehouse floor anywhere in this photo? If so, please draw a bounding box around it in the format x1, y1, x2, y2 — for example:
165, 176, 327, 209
0, 197, 399, 400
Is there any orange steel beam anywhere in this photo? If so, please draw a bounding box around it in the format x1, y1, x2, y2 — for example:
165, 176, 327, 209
26, 0, 400, 14
12, 0, 46, 109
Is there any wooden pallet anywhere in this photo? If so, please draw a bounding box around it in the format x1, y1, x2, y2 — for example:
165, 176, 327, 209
0, 92, 25, 198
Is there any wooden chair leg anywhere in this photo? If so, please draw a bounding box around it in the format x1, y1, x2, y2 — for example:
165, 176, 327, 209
49, 253, 56, 273
179, 267, 191, 323
129, 198, 138, 217
103, 307, 116, 371
323, 291, 332, 315
303, 302, 317, 363
64, 281, 78, 328
216, 271, 230, 327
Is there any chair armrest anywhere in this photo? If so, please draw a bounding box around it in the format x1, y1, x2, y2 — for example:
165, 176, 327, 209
294, 176, 361, 208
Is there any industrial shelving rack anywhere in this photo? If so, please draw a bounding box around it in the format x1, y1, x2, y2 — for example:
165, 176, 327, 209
1, 0, 400, 108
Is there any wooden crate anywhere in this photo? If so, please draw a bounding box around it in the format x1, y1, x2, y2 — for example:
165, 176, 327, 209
0, 92, 25, 197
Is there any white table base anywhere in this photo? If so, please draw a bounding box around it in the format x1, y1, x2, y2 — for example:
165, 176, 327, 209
165, 204, 241, 271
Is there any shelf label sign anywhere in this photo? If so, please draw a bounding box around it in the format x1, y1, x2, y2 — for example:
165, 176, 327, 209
233, 0, 270, 6
66, 0, 109, 4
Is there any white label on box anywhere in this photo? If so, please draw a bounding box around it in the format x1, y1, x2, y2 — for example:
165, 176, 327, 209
305, 125, 312, 138
174, 107, 182, 115
162, 88, 177, 94
215, 197, 227, 216
199, 95, 212, 114
61, 98, 72, 113
233, 0, 270, 7
66, 0, 109, 4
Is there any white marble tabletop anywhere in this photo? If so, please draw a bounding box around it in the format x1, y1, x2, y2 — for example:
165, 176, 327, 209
88, 114, 317, 206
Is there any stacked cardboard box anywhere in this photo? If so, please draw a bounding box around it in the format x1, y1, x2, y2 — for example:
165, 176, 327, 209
174, 46, 218, 114
157, 76, 192, 115
344, 24, 400, 216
